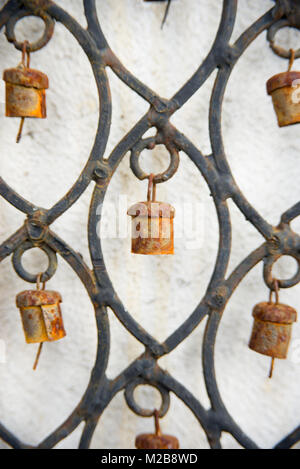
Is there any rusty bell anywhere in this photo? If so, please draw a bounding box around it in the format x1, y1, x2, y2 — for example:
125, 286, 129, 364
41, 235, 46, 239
267, 70, 300, 127
249, 301, 297, 360
128, 175, 175, 255
135, 411, 179, 450
3, 63, 48, 119
128, 200, 175, 255
16, 289, 66, 344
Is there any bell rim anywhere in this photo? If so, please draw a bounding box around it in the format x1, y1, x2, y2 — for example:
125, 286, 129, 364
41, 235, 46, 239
248, 341, 288, 360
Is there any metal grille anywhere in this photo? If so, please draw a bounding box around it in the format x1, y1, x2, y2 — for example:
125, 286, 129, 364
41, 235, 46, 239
0, 0, 300, 449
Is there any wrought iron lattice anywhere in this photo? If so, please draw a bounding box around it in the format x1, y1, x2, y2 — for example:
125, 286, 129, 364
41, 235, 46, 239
0, 0, 300, 450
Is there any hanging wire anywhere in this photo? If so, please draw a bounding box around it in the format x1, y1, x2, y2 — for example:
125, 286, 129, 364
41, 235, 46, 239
288, 48, 295, 72
16, 40, 30, 144
32, 272, 46, 371
268, 279, 280, 379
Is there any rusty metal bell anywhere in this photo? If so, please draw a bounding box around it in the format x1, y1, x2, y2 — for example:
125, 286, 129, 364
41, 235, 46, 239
3, 41, 49, 143
3, 63, 48, 119
267, 50, 300, 127
249, 301, 297, 360
267, 70, 300, 127
135, 411, 179, 450
127, 175, 175, 255
16, 289, 66, 344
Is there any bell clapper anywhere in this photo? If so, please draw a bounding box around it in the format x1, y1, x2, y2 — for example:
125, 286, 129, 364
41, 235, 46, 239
269, 278, 281, 379
33, 342, 44, 371
267, 280, 280, 380
161, 0, 171, 29
32, 272, 46, 371
16, 117, 25, 144
269, 357, 275, 379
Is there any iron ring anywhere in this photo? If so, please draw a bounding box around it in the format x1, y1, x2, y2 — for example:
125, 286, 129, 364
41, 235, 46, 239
130, 138, 180, 184
12, 241, 57, 284
5, 10, 54, 53
263, 254, 300, 289
124, 378, 170, 418
267, 20, 300, 59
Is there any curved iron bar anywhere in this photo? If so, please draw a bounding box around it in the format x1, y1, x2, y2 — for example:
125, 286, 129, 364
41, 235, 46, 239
275, 426, 300, 449
0, 0, 299, 449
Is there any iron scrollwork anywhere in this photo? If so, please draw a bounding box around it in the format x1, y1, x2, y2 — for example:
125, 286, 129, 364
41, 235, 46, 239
0, 0, 299, 449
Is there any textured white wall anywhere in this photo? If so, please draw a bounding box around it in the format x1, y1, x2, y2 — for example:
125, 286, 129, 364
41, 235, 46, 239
0, 0, 300, 450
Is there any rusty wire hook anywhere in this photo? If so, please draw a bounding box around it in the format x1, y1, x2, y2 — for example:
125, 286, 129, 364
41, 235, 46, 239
269, 278, 280, 305
147, 173, 157, 202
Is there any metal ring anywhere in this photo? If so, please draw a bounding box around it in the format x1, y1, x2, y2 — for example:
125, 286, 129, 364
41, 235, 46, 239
263, 254, 300, 289
5, 10, 55, 53
12, 241, 57, 284
124, 378, 170, 418
267, 20, 300, 59
130, 138, 180, 184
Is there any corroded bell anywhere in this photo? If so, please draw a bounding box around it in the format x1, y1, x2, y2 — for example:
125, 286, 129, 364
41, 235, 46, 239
16, 289, 66, 344
127, 175, 175, 255
128, 201, 175, 255
249, 301, 297, 374
135, 411, 179, 449
267, 70, 300, 127
3, 64, 48, 119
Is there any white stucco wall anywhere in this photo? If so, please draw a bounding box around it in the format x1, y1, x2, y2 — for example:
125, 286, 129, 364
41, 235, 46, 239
0, 0, 300, 449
